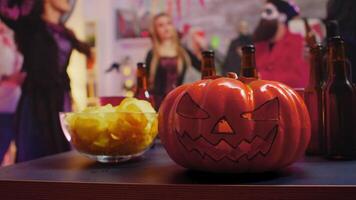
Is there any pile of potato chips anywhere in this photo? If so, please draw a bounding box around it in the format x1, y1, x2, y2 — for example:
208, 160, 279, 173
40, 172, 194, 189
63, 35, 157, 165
65, 98, 158, 155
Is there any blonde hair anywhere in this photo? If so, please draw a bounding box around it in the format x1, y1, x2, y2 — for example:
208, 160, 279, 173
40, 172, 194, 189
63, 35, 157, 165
149, 13, 192, 85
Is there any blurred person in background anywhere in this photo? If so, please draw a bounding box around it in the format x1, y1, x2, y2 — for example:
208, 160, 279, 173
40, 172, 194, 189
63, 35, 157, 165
0, 20, 25, 165
326, 0, 356, 84
253, 0, 309, 88
0, 0, 92, 162
222, 20, 252, 75
182, 26, 224, 74
145, 13, 201, 109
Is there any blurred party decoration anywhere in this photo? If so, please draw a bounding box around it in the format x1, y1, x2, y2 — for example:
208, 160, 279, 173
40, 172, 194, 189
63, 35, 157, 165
106, 63, 121, 73
125, 90, 134, 97
166, 0, 174, 15
176, 0, 182, 19
108, 56, 137, 97
199, 0, 206, 8
123, 66, 132, 76
116, 9, 150, 39
210, 35, 221, 50
106, 56, 131, 74
151, 0, 158, 15
124, 79, 134, 89
0, 0, 76, 22
120, 0, 207, 27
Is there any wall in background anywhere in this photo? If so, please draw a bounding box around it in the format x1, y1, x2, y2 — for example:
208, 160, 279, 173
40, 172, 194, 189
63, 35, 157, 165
66, 0, 87, 110
68, 0, 329, 109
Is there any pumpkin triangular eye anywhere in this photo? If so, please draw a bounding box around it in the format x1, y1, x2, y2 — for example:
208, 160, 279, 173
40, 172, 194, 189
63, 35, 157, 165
176, 93, 210, 119
241, 97, 279, 121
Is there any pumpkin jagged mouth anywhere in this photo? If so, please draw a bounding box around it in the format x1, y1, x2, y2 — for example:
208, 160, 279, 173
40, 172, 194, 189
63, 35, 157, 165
176, 125, 278, 163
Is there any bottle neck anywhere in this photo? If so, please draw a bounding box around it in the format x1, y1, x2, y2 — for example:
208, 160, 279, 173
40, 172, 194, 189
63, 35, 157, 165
240, 51, 258, 78
327, 43, 346, 64
137, 76, 148, 90
328, 61, 349, 81
201, 56, 216, 79
308, 49, 324, 87
327, 38, 350, 82
136, 68, 149, 91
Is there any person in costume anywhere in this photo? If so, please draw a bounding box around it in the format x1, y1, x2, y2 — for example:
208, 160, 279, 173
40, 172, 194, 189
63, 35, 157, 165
0, 0, 92, 162
253, 0, 309, 88
145, 13, 201, 109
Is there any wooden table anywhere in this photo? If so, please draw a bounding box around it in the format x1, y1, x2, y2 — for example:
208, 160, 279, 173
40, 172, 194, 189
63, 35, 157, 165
0, 145, 356, 200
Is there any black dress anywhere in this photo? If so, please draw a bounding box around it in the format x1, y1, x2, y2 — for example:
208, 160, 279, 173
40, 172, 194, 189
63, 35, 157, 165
0, 14, 90, 162
145, 49, 201, 109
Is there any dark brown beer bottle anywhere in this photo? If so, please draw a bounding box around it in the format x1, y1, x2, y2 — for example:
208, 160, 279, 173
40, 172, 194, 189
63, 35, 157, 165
323, 20, 339, 83
305, 44, 326, 155
201, 50, 216, 79
240, 45, 258, 78
325, 36, 356, 160
135, 63, 154, 107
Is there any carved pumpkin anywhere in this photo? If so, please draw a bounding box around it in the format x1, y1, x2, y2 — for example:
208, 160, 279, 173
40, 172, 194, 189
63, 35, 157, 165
159, 76, 310, 173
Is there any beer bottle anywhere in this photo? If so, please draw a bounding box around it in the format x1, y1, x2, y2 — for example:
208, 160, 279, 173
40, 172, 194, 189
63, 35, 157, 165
201, 50, 216, 79
240, 45, 258, 79
325, 36, 356, 159
323, 20, 340, 83
305, 44, 326, 155
135, 63, 154, 107
325, 21, 352, 81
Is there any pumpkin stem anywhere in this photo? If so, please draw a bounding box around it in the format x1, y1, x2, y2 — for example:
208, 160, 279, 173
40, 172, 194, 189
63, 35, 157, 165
227, 72, 238, 79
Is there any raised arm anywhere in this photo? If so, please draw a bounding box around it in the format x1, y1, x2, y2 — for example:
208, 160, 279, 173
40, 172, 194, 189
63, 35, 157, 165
66, 28, 92, 57
186, 48, 201, 71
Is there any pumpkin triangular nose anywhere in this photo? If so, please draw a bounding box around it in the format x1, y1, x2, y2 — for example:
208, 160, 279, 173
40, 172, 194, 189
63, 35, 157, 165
212, 118, 234, 134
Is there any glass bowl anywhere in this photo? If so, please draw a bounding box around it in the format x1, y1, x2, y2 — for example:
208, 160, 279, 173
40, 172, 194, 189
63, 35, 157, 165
59, 111, 158, 163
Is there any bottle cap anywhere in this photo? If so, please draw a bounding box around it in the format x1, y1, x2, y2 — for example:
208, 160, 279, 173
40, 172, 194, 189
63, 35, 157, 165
326, 20, 340, 39
137, 62, 147, 68
202, 50, 214, 57
242, 45, 255, 53
310, 43, 325, 53
327, 36, 344, 45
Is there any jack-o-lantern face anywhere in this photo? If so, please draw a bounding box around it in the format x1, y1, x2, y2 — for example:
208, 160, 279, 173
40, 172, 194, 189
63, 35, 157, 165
176, 93, 279, 163
159, 77, 310, 173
